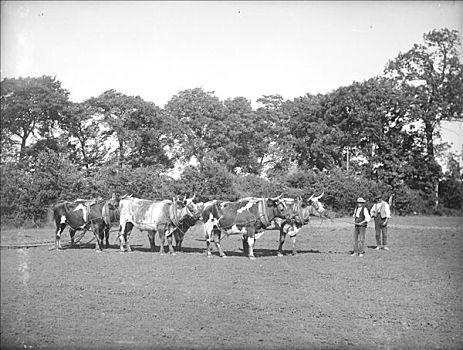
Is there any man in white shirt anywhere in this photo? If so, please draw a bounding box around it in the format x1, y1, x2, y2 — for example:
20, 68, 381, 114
370, 195, 391, 250
352, 197, 371, 257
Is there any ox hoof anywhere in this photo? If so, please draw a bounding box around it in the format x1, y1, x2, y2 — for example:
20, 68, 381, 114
171, 252, 177, 256
249, 256, 256, 260
221, 255, 227, 259
95, 249, 102, 253
277, 252, 284, 257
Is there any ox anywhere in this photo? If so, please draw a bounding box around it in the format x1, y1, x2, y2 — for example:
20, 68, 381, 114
53, 194, 120, 251
275, 193, 330, 256
118, 195, 201, 254
201, 195, 292, 259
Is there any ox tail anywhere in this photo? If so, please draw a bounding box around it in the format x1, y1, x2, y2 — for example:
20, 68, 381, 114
46, 205, 57, 229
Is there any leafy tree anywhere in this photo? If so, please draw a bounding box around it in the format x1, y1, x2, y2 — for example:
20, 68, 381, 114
285, 93, 344, 171
254, 94, 294, 176
87, 90, 174, 169
1, 150, 84, 225
179, 160, 237, 202
165, 88, 225, 166
384, 28, 463, 178
61, 102, 107, 170
221, 97, 262, 174
1, 76, 70, 161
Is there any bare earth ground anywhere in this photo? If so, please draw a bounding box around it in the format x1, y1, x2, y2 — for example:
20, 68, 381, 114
1, 216, 462, 350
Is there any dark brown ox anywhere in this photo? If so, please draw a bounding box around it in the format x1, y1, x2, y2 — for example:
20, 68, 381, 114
118, 195, 201, 254
201, 195, 291, 259
275, 193, 331, 256
53, 194, 120, 251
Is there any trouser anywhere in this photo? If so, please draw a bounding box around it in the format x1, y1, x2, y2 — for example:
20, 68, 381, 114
374, 216, 388, 246
353, 226, 366, 254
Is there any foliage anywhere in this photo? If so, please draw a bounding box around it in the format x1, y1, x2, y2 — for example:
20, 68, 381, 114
179, 160, 237, 202
438, 178, 463, 210
384, 28, 463, 177
1, 150, 84, 226
87, 90, 174, 168
1, 76, 70, 161
1, 29, 462, 226
164, 88, 225, 166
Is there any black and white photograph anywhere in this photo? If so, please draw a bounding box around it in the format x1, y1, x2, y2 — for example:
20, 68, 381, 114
1, 1, 462, 349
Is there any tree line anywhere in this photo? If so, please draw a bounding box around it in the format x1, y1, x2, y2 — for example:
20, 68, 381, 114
1, 28, 462, 227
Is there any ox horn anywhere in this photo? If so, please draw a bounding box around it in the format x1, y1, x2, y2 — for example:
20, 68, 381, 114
271, 193, 283, 201
308, 193, 315, 201
191, 193, 196, 201
315, 192, 324, 200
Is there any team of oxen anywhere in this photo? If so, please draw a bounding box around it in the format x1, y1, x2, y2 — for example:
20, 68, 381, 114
52, 192, 329, 259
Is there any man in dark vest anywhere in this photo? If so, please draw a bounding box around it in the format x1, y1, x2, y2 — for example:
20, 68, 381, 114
351, 197, 371, 257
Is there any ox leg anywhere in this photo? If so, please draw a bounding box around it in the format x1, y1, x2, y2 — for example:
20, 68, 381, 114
242, 236, 249, 256
213, 229, 226, 258
167, 234, 176, 255
174, 230, 183, 253
120, 222, 133, 252
93, 225, 103, 252
205, 232, 213, 257
278, 230, 287, 257
119, 226, 126, 252
158, 229, 166, 255
69, 228, 76, 245
247, 235, 256, 260
104, 227, 110, 249
126, 232, 132, 252
291, 235, 297, 255
55, 222, 66, 250
247, 227, 256, 260
147, 230, 156, 252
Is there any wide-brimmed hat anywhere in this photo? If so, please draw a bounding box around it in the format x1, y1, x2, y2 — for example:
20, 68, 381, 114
356, 197, 366, 203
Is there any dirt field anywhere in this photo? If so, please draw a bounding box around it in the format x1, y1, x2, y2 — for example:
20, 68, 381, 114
1, 215, 462, 349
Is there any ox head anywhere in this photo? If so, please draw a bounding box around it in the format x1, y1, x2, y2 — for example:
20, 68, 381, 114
266, 194, 292, 220
180, 194, 202, 219
106, 193, 121, 210
307, 192, 326, 214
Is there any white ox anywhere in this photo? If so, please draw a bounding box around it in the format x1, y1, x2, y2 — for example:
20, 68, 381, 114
118, 195, 201, 254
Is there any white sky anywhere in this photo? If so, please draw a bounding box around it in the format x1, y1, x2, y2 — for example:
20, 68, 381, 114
1, 1, 462, 156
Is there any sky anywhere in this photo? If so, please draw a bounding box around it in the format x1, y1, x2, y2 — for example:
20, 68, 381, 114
1, 1, 462, 158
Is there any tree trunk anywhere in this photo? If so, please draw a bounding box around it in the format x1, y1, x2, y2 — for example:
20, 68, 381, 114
424, 120, 434, 160
118, 139, 124, 168
19, 135, 28, 161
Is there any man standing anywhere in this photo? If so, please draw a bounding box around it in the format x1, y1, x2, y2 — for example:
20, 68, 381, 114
370, 195, 391, 250
352, 197, 371, 257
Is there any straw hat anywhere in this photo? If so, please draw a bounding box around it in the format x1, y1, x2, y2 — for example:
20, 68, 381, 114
356, 197, 366, 203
